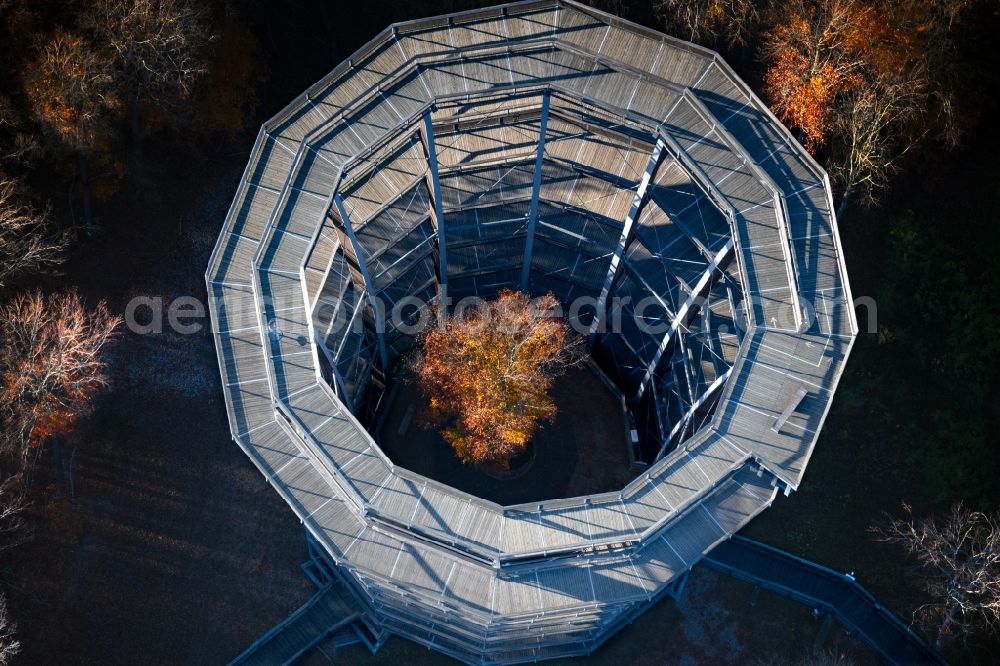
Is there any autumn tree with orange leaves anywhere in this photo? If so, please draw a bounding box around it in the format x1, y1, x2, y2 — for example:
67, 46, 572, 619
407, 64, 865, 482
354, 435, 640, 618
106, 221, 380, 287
762, 0, 879, 152
761, 0, 971, 216
0, 290, 120, 467
24, 30, 119, 229
412, 290, 585, 469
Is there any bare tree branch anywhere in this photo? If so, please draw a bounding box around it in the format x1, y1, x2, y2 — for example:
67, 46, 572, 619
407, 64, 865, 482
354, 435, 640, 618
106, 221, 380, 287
23, 29, 119, 154
0, 476, 28, 556
0, 290, 121, 466
830, 74, 927, 215
0, 179, 69, 289
872, 502, 1000, 648
0, 96, 42, 169
82, 0, 212, 110
0, 594, 19, 666
656, 0, 762, 45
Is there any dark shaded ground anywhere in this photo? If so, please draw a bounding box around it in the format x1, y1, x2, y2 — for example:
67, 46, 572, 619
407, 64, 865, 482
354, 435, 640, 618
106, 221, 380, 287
3, 139, 315, 664
376, 366, 634, 505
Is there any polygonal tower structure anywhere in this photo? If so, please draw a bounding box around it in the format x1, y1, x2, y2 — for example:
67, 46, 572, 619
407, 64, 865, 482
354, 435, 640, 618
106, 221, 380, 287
207, 2, 857, 663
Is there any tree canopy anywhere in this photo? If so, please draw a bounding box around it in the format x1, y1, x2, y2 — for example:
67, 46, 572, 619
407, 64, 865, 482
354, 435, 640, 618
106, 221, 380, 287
0, 290, 120, 465
412, 290, 584, 469
760, 0, 972, 213
874, 503, 1000, 647
24, 29, 119, 154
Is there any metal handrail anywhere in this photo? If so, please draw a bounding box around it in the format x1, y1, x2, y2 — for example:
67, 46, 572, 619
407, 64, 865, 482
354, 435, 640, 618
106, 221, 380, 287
683, 90, 804, 331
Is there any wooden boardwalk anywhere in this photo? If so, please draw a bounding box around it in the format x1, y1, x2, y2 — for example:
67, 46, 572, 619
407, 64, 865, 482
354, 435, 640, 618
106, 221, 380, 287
207, 1, 859, 662
704, 537, 945, 666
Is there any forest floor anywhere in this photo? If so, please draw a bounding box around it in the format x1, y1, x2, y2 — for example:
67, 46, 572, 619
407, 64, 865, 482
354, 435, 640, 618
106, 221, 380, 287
376, 365, 634, 505
2, 139, 316, 664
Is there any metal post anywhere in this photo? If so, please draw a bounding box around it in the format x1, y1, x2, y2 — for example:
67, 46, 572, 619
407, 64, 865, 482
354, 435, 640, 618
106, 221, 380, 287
588, 137, 666, 345
330, 363, 355, 414
333, 194, 389, 372
520, 92, 551, 292
423, 111, 449, 309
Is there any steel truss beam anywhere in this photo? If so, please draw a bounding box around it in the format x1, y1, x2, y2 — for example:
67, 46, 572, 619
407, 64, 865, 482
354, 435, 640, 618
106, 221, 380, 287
423, 111, 449, 308
656, 365, 733, 461
520, 92, 551, 292
650, 191, 718, 263
314, 327, 356, 414
371, 234, 437, 285
344, 178, 429, 239
677, 332, 697, 409
635, 238, 734, 402
588, 137, 667, 344
333, 194, 388, 372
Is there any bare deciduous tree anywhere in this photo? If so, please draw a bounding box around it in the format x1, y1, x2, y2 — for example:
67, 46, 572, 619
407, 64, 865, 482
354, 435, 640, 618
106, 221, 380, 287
24, 30, 119, 228
0, 179, 69, 289
24, 30, 118, 153
0, 290, 121, 465
0, 594, 19, 666
0, 476, 28, 555
82, 0, 213, 148
872, 502, 1000, 648
890, 0, 973, 148
656, 0, 761, 45
829, 74, 927, 217
0, 96, 41, 169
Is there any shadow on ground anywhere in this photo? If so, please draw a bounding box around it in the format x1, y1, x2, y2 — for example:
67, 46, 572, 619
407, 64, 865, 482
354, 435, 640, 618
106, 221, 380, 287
376, 365, 634, 505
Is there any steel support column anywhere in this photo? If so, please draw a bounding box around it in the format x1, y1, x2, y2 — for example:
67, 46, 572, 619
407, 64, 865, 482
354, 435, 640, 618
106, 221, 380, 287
423, 111, 449, 308
588, 137, 667, 344
519, 92, 551, 292
333, 194, 389, 372
636, 238, 734, 402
